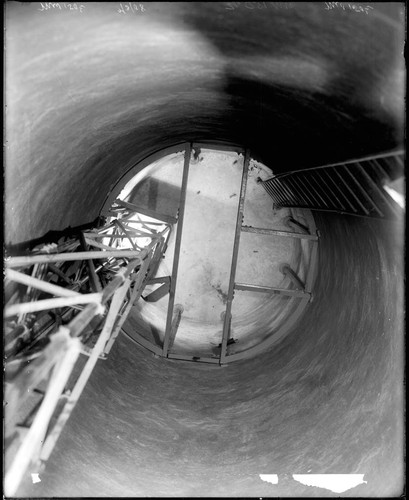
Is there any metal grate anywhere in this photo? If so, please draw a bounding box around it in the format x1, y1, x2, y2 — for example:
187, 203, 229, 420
262, 151, 404, 219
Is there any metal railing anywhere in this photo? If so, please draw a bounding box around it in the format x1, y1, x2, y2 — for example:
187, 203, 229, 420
261, 150, 404, 219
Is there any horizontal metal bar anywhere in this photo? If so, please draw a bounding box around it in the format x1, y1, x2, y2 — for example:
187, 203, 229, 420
5, 269, 81, 298
241, 226, 318, 240
114, 199, 177, 225
268, 150, 404, 179
6, 250, 143, 268
191, 142, 245, 154
122, 329, 163, 355
167, 353, 220, 364
84, 232, 155, 240
5, 293, 102, 318
147, 276, 170, 285
279, 204, 399, 220
234, 283, 310, 298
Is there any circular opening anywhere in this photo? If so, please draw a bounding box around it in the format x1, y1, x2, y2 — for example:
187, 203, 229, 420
102, 143, 318, 364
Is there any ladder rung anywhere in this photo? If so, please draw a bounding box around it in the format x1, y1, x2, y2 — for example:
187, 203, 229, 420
234, 283, 310, 298
241, 226, 318, 240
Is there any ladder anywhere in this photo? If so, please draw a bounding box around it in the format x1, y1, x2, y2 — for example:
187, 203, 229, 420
220, 150, 319, 364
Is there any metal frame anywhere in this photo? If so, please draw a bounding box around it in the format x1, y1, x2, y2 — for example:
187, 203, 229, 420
100, 141, 246, 216
163, 143, 192, 357
104, 144, 319, 366
4, 207, 172, 496
4, 144, 321, 497
220, 149, 251, 363
262, 151, 404, 220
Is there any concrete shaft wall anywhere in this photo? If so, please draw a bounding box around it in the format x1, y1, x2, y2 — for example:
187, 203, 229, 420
6, 2, 404, 497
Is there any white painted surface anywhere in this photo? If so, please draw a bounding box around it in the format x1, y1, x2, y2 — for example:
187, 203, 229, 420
259, 474, 278, 485
292, 474, 367, 493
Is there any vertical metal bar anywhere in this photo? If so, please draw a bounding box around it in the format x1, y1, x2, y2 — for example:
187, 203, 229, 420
79, 232, 102, 293
108, 225, 118, 249
104, 250, 153, 355
168, 304, 184, 353
220, 150, 250, 363
162, 143, 192, 357
305, 240, 319, 293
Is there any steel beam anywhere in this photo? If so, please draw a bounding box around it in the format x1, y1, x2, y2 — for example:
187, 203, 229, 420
279, 264, 305, 290
220, 149, 250, 363
162, 143, 192, 357
113, 199, 177, 225
7, 250, 143, 268
167, 353, 220, 364
234, 282, 310, 298
79, 232, 102, 293
241, 226, 318, 240
39, 280, 130, 464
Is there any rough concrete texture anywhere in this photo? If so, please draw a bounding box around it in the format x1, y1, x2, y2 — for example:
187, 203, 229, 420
16, 214, 404, 497
5, 2, 404, 497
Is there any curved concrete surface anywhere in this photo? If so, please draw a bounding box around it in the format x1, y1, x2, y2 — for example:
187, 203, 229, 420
6, 2, 404, 497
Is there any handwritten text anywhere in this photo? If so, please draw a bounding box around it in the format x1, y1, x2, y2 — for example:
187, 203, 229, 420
38, 3, 85, 12
117, 2, 145, 14
325, 2, 374, 14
